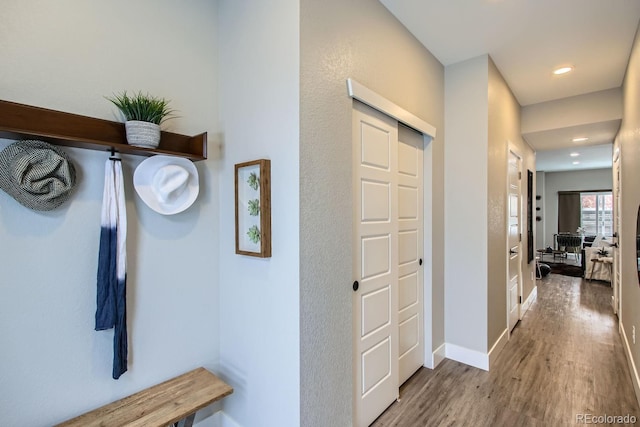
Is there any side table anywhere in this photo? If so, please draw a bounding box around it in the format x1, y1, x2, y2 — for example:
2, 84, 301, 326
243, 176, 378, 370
588, 256, 613, 281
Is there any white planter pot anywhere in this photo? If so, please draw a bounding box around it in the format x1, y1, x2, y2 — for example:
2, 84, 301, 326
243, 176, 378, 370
125, 121, 161, 148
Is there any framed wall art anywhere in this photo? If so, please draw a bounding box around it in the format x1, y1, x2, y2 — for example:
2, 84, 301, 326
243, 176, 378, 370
235, 159, 271, 257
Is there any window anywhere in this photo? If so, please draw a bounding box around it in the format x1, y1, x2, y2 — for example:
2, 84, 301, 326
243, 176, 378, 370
580, 192, 613, 236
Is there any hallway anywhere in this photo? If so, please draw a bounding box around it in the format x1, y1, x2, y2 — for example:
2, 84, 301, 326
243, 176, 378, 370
372, 274, 639, 426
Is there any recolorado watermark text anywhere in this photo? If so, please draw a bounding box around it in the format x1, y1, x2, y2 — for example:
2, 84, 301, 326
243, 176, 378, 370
576, 413, 637, 424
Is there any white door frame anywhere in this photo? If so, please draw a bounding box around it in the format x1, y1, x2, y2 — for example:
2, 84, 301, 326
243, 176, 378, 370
347, 79, 436, 138
613, 146, 621, 316
506, 143, 523, 335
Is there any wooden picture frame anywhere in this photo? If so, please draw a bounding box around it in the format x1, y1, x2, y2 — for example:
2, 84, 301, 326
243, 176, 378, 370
235, 159, 271, 257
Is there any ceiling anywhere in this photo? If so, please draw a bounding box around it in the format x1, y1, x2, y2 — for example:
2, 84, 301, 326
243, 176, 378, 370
379, 0, 640, 172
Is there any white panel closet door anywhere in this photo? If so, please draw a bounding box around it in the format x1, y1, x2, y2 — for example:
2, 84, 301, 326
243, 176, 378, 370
397, 125, 424, 385
353, 102, 399, 427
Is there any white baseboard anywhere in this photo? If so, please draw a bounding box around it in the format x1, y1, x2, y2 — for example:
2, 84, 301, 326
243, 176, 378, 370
219, 413, 242, 427
488, 329, 508, 369
431, 343, 446, 369
620, 322, 640, 409
194, 409, 230, 427
521, 286, 537, 316
429, 332, 507, 372
445, 343, 489, 371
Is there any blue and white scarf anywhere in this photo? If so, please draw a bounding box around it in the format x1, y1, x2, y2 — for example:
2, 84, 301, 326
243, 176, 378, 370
95, 158, 128, 379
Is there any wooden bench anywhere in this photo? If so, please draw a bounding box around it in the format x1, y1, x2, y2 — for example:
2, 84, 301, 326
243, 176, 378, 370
55, 367, 233, 427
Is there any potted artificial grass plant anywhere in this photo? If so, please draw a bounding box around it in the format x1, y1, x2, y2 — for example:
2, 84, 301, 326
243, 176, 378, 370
106, 91, 174, 148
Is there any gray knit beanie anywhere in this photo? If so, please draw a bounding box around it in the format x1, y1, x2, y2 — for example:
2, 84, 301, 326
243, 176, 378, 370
0, 140, 77, 211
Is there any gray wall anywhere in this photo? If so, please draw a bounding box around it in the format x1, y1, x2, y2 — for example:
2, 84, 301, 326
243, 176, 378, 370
217, 1, 301, 426
300, 0, 445, 425
540, 168, 613, 248
618, 21, 640, 404
487, 58, 536, 349
444, 55, 489, 353
0, 2, 220, 426
444, 55, 536, 359
535, 172, 546, 250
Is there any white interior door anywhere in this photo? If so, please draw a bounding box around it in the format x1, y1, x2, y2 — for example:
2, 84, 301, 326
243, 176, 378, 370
397, 125, 424, 385
507, 149, 522, 332
353, 102, 399, 427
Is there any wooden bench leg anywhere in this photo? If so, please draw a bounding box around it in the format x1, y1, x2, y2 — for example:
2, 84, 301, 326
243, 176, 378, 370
174, 413, 196, 427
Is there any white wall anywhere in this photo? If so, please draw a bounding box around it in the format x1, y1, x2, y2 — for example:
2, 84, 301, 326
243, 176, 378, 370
217, 1, 300, 427
300, 0, 445, 425
0, 1, 220, 426
444, 55, 489, 354
521, 88, 622, 134
540, 168, 613, 248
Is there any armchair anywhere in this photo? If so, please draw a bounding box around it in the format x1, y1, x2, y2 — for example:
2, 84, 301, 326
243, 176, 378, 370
556, 234, 582, 261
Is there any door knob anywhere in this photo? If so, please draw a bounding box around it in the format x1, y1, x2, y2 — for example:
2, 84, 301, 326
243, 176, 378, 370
353, 281, 359, 291
510, 249, 518, 255
419, 258, 423, 266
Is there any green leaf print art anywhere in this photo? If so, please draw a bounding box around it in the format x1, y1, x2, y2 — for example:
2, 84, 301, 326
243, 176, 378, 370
247, 225, 261, 244
247, 172, 259, 191
248, 199, 260, 216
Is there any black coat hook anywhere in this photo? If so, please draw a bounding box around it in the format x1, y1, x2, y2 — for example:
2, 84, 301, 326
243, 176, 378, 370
108, 147, 121, 161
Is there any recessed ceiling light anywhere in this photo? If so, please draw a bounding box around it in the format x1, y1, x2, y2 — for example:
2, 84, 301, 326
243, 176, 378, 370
572, 137, 588, 142
554, 66, 573, 75
570, 152, 580, 157
572, 161, 580, 165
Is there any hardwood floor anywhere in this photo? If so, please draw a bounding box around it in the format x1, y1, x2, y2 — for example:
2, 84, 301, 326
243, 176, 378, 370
372, 273, 639, 426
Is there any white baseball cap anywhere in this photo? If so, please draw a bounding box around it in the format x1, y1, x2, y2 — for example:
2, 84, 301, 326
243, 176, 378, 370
133, 155, 199, 215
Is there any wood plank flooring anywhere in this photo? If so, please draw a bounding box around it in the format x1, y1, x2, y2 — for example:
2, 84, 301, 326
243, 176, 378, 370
372, 273, 639, 426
